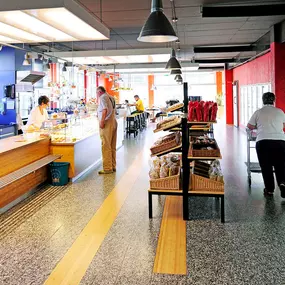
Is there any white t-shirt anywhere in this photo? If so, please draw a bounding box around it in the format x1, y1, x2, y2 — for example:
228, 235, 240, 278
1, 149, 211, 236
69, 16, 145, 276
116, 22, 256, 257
248, 105, 285, 142
97, 93, 114, 121
27, 106, 49, 129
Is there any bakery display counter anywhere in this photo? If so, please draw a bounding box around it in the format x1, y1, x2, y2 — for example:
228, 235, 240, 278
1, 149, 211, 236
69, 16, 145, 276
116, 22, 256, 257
50, 115, 124, 181
0, 114, 125, 212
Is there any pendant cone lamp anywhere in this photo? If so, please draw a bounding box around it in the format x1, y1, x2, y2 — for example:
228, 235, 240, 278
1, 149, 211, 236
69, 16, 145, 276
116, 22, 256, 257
171, 69, 182, 75
62, 62, 67, 72
137, 0, 178, 43
174, 74, 183, 81
23, 53, 31, 66
166, 49, 181, 70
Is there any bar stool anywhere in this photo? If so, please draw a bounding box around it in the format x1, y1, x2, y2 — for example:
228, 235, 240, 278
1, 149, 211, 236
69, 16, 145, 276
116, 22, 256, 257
137, 113, 142, 130
126, 114, 139, 137
142, 112, 147, 128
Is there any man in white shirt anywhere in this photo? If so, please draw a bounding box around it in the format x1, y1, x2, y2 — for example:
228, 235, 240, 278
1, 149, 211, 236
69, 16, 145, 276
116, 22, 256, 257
247, 92, 285, 197
97, 86, 117, 174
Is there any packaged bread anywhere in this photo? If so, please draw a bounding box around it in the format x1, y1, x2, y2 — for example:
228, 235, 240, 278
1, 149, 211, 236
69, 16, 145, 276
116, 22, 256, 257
149, 167, 160, 179
160, 164, 170, 178
169, 165, 179, 176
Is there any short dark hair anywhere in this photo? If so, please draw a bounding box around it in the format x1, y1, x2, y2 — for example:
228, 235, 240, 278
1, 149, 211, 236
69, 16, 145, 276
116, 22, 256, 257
38, 95, 49, 106
262, 92, 275, 105
97, 86, 106, 93
134, 95, 139, 98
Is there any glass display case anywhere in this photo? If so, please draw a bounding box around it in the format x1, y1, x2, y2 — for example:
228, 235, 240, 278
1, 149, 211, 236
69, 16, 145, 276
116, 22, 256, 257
48, 114, 99, 144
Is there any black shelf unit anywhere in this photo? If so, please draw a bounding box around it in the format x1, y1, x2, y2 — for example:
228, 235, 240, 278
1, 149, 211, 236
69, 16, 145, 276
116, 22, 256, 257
148, 82, 225, 223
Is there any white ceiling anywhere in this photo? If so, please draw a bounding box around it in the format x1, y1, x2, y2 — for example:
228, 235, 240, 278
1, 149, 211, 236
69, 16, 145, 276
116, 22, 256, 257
74, 0, 285, 49
32, 0, 285, 65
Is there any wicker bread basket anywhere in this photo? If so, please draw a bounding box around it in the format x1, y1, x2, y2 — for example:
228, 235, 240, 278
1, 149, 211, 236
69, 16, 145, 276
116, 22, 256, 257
150, 138, 180, 155
188, 141, 221, 158
150, 169, 181, 190
190, 174, 224, 192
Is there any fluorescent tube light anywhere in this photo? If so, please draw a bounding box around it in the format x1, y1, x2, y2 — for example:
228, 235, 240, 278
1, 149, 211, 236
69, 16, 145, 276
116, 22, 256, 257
0, 11, 76, 42
0, 22, 47, 42
0, 0, 110, 43
27, 8, 108, 40
0, 34, 20, 43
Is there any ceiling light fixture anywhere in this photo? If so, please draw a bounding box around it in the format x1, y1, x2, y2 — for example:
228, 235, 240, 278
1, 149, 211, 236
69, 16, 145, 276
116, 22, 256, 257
46, 58, 52, 70
174, 74, 183, 81
165, 48, 181, 70
137, 0, 178, 43
62, 62, 67, 72
172, 17, 178, 23
0, 0, 110, 43
170, 69, 182, 75
23, 53, 31, 66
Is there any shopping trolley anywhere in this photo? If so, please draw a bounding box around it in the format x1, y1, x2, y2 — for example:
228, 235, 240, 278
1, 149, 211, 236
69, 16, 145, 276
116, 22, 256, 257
245, 128, 261, 186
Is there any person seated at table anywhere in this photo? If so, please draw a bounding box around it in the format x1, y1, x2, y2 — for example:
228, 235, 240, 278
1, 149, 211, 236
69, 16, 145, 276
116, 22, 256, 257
155, 101, 171, 119
129, 95, 144, 114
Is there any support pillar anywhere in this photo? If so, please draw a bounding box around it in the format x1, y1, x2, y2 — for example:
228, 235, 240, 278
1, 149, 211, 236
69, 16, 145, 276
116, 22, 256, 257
225, 68, 233, 124
148, 75, 154, 107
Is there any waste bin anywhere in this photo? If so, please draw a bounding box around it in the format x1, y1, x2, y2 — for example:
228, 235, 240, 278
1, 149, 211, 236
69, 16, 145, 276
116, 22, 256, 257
49, 162, 70, 186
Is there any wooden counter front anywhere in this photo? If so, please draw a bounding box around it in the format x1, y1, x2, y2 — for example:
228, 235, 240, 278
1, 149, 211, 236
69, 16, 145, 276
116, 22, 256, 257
0, 136, 50, 178
0, 136, 50, 211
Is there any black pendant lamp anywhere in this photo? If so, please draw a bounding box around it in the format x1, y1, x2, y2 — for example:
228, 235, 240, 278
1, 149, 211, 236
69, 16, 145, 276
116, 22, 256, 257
137, 0, 178, 43
62, 62, 67, 72
174, 74, 183, 81
171, 69, 182, 75
166, 48, 181, 70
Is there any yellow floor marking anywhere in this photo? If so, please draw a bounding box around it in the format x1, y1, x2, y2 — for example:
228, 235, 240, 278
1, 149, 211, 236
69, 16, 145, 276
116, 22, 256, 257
153, 196, 187, 275
44, 152, 144, 285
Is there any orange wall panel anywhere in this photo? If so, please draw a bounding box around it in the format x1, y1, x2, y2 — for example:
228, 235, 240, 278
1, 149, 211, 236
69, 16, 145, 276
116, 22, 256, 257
216, 71, 223, 95
148, 75, 154, 107
98, 74, 120, 103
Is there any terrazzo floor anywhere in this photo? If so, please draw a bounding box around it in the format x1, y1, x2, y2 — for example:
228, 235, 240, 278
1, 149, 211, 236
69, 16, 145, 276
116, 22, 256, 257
1, 122, 285, 285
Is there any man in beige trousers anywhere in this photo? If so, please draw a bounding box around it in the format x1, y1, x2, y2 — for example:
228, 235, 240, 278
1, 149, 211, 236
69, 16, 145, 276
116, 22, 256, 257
97, 86, 117, 174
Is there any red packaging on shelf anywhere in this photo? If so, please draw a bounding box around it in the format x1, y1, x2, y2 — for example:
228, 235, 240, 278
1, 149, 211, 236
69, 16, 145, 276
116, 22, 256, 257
188, 101, 198, 121
203, 102, 210, 122
196, 103, 203, 122
188, 106, 196, 121
211, 103, 218, 121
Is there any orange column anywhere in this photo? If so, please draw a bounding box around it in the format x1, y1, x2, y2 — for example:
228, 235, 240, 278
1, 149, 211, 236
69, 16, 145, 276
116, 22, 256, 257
98, 73, 120, 103
148, 75, 154, 107
216, 71, 222, 95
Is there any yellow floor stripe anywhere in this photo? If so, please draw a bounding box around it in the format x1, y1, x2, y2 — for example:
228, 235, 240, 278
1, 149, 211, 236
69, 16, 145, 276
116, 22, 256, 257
44, 152, 144, 285
153, 196, 187, 275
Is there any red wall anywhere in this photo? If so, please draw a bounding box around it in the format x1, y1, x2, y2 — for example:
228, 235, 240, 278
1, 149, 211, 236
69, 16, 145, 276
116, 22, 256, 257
233, 52, 272, 87
227, 51, 273, 125
271, 42, 285, 111
225, 70, 233, 124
